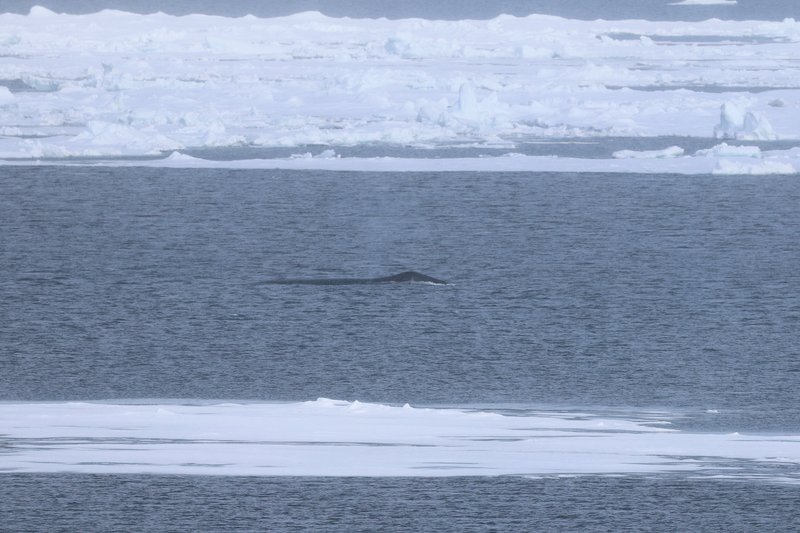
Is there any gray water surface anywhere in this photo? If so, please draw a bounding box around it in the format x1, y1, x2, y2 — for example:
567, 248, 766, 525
2, 474, 800, 533
2, 167, 799, 432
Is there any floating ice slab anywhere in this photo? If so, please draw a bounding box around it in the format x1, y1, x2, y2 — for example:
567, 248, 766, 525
712, 159, 796, 175
1, 400, 798, 480
6, 149, 796, 175
612, 146, 685, 159
671, 0, 738, 6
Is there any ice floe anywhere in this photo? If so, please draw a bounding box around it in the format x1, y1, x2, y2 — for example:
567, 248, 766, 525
5, 147, 796, 175
612, 146, 685, 159
671, 0, 738, 6
695, 142, 762, 158
712, 159, 796, 175
0, 400, 797, 480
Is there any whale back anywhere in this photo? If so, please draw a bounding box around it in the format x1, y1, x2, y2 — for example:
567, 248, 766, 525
371, 271, 447, 284
265, 271, 447, 285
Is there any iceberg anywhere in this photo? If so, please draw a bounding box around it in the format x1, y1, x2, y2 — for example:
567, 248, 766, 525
714, 102, 778, 141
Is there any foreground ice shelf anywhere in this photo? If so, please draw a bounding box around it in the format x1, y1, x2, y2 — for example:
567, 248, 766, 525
1, 400, 798, 481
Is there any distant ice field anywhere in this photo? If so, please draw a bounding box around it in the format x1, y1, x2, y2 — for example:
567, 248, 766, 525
0, 8, 799, 172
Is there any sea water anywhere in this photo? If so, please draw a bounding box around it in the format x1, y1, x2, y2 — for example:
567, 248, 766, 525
2, 475, 800, 532
3, 167, 798, 424
2, 166, 799, 529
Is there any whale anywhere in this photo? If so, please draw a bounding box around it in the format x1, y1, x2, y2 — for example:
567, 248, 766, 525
265, 271, 447, 285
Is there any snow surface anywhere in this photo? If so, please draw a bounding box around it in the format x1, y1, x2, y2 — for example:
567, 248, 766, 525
671, 0, 738, 6
612, 146, 685, 159
0, 8, 799, 166
1, 400, 798, 480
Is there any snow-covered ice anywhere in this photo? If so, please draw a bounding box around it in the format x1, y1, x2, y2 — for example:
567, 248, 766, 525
671, 0, 738, 6
612, 146, 685, 159
7, 146, 796, 175
0, 7, 799, 167
1, 400, 798, 480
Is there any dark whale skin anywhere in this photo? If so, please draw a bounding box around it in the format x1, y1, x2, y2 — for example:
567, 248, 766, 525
266, 271, 447, 285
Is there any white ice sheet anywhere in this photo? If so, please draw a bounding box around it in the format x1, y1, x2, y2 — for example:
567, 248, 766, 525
1, 400, 798, 480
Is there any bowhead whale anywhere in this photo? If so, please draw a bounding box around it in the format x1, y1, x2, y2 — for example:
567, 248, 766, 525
266, 271, 447, 285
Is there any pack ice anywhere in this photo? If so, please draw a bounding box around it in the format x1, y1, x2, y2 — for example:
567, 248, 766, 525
0, 7, 798, 173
